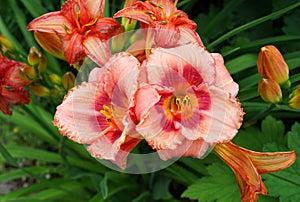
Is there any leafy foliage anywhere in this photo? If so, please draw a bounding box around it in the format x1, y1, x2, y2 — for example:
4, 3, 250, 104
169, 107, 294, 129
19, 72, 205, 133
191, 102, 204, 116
181, 162, 241, 202
263, 123, 300, 202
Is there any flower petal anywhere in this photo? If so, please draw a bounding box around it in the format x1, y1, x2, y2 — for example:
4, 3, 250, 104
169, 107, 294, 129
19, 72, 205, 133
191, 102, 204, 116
60, 32, 85, 65
178, 27, 204, 46
211, 53, 239, 97
85, 0, 105, 18
88, 133, 141, 169
53, 82, 107, 144
34, 32, 65, 60
27, 12, 73, 34
83, 36, 111, 67
89, 18, 123, 40
146, 44, 216, 86
185, 85, 243, 143
114, 2, 154, 24
237, 146, 296, 174
158, 137, 210, 160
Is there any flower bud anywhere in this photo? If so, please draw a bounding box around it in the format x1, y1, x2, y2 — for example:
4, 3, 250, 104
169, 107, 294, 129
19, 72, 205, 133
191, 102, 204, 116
49, 74, 62, 85
34, 31, 65, 60
20, 65, 37, 82
62, 71, 75, 90
50, 88, 62, 99
37, 54, 47, 74
257, 45, 290, 87
258, 78, 282, 104
0, 35, 15, 52
27, 47, 41, 66
30, 84, 50, 97
289, 95, 300, 110
288, 87, 300, 110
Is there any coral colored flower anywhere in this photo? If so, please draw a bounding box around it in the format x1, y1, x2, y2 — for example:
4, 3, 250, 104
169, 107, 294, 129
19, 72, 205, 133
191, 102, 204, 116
258, 78, 282, 104
0, 54, 31, 115
53, 53, 142, 169
133, 43, 243, 160
114, 0, 203, 48
257, 45, 290, 87
214, 141, 296, 202
28, 0, 123, 66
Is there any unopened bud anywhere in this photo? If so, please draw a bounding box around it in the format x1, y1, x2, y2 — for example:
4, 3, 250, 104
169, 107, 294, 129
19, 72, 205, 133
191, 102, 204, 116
30, 84, 50, 97
0, 35, 15, 52
20, 65, 37, 82
49, 74, 61, 85
34, 31, 65, 60
288, 87, 300, 110
289, 95, 300, 110
50, 88, 62, 99
62, 71, 75, 90
258, 78, 282, 104
27, 47, 41, 66
257, 45, 290, 87
38, 54, 47, 74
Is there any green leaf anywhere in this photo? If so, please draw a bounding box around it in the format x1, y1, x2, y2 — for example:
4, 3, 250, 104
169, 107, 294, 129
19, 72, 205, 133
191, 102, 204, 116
225, 53, 257, 74
233, 126, 265, 151
234, 116, 286, 151
207, 2, 300, 50
0, 166, 66, 183
261, 116, 286, 145
152, 176, 172, 200
181, 163, 241, 202
0, 142, 18, 167
263, 122, 300, 202
100, 176, 108, 199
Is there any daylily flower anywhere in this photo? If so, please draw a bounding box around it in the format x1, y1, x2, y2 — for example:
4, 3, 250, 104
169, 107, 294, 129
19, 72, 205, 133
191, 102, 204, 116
133, 43, 244, 160
28, 0, 123, 66
214, 141, 296, 202
0, 54, 31, 115
53, 53, 142, 169
114, 0, 203, 48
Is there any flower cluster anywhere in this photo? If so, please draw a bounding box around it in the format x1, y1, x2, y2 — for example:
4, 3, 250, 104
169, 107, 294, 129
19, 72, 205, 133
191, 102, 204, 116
25, 0, 296, 201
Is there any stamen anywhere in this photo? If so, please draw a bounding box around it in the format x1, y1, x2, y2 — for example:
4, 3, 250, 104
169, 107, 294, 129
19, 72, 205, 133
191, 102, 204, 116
145, 10, 157, 20
74, 4, 81, 29
100, 104, 119, 129
62, 24, 72, 34
100, 104, 112, 122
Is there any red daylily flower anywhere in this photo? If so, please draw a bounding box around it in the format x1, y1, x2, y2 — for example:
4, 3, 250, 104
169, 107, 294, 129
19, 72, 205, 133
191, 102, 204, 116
53, 53, 142, 169
28, 0, 123, 66
114, 0, 203, 48
133, 43, 243, 160
0, 54, 31, 115
214, 141, 296, 202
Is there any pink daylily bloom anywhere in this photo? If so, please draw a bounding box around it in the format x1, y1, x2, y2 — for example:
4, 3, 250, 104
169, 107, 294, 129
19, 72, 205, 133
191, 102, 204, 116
53, 53, 142, 169
27, 0, 123, 66
133, 43, 244, 160
114, 0, 203, 48
0, 54, 31, 115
